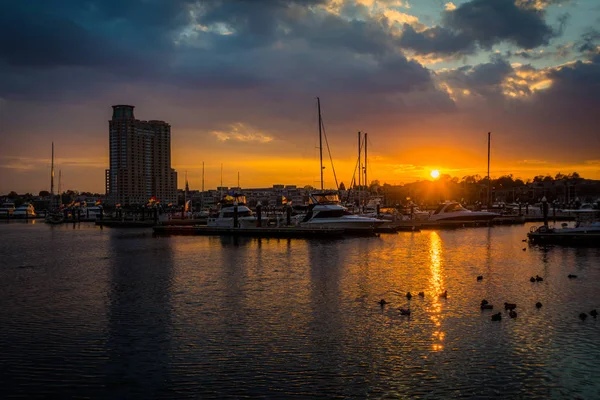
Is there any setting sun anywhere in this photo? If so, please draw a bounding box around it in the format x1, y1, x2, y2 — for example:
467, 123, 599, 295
430, 170, 440, 179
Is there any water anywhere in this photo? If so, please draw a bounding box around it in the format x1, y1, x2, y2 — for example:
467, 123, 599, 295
1, 221, 600, 399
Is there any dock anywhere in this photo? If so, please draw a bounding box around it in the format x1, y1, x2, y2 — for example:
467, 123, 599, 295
153, 225, 347, 238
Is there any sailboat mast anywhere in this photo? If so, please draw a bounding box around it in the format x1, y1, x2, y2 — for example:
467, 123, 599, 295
487, 132, 491, 208
50, 142, 54, 197
58, 170, 62, 205
220, 163, 223, 198
318, 97, 324, 190
364, 132, 368, 192
201, 161, 204, 209
357, 132, 361, 189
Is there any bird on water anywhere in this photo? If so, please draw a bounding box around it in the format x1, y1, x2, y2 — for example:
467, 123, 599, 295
491, 313, 502, 321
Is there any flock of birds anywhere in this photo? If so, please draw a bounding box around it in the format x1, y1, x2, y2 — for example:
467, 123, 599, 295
378, 274, 597, 322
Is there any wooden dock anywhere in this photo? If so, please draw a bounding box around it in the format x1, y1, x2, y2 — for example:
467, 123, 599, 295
153, 225, 347, 238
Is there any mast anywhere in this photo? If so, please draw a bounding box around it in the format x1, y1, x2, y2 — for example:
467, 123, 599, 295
237, 171, 240, 188
201, 161, 204, 209
50, 142, 55, 197
318, 97, 324, 190
487, 132, 491, 208
364, 132, 368, 193
357, 132, 361, 189
220, 163, 223, 198
58, 170, 62, 206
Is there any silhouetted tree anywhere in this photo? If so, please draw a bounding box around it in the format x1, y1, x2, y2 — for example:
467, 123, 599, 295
338, 182, 346, 191
39, 190, 50, 197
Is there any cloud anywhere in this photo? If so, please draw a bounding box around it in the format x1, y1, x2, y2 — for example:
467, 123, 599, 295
399, 0, 564, 57
212, 123, 274, 143
444, 2, 457, 11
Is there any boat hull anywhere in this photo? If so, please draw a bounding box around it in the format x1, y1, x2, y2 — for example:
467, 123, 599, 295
527, 231, 600, 246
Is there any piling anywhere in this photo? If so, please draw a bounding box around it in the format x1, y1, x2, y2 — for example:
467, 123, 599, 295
542, 197, 549, 227
286, 205, 292, 226
233, 203, 239, 228
256, 204, 262, 227
376, 204, 380, 218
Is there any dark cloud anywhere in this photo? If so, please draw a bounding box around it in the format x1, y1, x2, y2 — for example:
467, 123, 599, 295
400, 0, 562, 57
398, 24, 475, 56
437, 55, 514, 98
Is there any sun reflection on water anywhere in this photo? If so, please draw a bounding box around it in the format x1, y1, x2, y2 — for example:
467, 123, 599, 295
428, 231, 445, 351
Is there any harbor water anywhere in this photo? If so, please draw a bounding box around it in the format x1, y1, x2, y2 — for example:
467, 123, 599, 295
1, 222, 600, 399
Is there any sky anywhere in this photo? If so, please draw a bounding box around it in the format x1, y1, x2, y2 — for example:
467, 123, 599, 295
1, 0, 599, 194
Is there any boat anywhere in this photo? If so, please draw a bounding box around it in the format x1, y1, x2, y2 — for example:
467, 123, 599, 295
12, 203, 36, 218
300, 192, 385, 231
426, 202, 499, 223
45, 213, 65, 224
0, 202, 16, 217
528, 210, 600, 246
207, 194, 268, 228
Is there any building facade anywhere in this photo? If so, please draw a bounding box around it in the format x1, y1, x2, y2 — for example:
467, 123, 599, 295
105, 105, 177, 206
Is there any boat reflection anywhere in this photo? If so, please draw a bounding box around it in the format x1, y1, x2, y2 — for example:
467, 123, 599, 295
428, 231, 445, 351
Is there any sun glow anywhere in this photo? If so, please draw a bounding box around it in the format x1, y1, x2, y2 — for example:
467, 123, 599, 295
430, 170, 440, 179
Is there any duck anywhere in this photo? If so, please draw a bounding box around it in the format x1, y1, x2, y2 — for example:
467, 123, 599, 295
568, 274, 578, 279
522, 248, 526, 251
406, 292, 412, 300
481, 304, 494, 310
477, 275, 483, 281
418, 291, 425, 297
504, 302, 517, 311
379, 299, 388, 307
530, 277, 536, 282
491, 313, 502, 321
535, 302, 543, 309
509, 310, 517, 318
579, 312, 588, 321
590, 309, 598, 318
399, 308, 411, 316
481, 299, 489, 306
535, 275, 544, 282
522, 239, 527, 242
439, 290, 448, 299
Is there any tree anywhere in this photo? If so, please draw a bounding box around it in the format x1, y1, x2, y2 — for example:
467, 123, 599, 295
303, 185, 315, 191
338, 182, 346, 191
7, 191, 18, 198
39, 190, 50, 197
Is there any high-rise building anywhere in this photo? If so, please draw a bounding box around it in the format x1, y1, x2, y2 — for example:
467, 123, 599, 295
105, 105, 177, 205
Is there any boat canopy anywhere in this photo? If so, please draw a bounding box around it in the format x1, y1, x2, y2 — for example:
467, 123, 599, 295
433, 202, 467, 215
309, 192, 340, 205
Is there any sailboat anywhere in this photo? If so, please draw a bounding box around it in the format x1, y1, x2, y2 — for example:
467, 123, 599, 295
45, 142, 64, 224
299, 98, 384, 232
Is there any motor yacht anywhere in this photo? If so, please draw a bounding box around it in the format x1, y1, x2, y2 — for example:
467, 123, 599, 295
300, 192, 385, 231
427, 202, 498, 223
207, 195, 268, 228
12, 203, 36, 218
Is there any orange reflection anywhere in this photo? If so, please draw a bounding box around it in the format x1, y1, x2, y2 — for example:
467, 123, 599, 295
428, 231, 445, 351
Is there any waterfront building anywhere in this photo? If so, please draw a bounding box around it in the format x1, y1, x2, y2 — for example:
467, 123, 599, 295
105, 105, 177, 206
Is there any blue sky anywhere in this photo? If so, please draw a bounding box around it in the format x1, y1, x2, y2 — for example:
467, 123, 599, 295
0, 0, 599, 193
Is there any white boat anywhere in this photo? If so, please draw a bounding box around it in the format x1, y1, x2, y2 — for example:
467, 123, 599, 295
12, 203, 36, 218
427, 202, 498, 223
80, 206, 103, 220
300, 192, 385, 231
0, 202, 16, 216
207, 195, 268, 228
528, 210, 600, 246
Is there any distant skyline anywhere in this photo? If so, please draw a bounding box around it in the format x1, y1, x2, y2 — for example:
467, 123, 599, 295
1, 0, 599, 193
